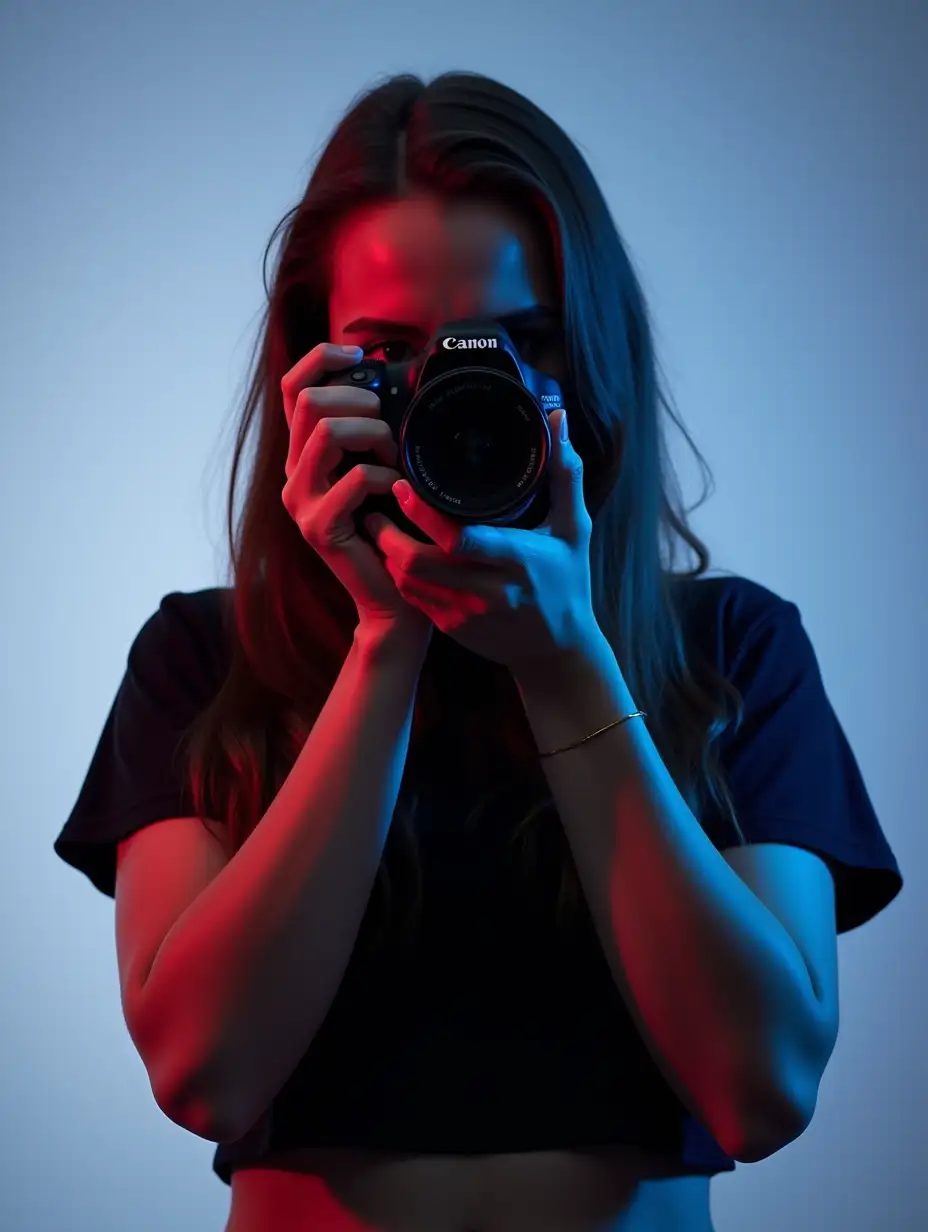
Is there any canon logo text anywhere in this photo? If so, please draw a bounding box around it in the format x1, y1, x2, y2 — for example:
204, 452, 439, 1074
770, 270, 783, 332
442, 337, 499, 350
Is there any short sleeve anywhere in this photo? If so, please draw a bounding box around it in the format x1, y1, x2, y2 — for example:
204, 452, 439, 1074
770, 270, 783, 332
700, 589, 903, 933
53, 589, 229, 898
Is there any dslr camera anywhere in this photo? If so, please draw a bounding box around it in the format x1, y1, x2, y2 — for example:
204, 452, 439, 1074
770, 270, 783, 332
321, 317, 568, 544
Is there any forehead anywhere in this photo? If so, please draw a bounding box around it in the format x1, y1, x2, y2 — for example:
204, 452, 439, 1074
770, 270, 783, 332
328, 193, 557, 326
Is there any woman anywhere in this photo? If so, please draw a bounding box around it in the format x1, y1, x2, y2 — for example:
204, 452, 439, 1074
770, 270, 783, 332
54, 71, 902, 1232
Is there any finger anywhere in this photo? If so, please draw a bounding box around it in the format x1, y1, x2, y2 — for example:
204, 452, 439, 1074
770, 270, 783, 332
295, 417, 398, 495
395, 574, 491, 615
391, 480, 515, 562
386, 562, 494, 614
281, 343, 364, 426
364, 513, 498, 586
298, 426, 401, 503
544, 409, 592, 543
363, 511, 449, 573
302, 465, 401, 546
307, 385, 383, 413
286, 385, 383, 479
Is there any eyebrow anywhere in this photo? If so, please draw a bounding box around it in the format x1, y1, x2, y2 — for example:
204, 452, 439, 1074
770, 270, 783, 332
341, 305, 560, 338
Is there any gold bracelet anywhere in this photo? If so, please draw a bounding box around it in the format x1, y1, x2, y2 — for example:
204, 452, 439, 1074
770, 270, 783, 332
538, 710, 647, 759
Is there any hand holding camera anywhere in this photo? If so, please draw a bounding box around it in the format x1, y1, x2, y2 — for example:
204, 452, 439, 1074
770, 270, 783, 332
280, 341, 432, 640
281, 318, 569, 645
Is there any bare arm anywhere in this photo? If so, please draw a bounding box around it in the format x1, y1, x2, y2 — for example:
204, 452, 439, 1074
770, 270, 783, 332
512, 630, 839, 1163
127, 620, 430, 1141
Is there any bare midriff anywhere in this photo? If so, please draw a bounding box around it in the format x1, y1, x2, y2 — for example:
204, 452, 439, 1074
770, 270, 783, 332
224, 1144, 716, 1232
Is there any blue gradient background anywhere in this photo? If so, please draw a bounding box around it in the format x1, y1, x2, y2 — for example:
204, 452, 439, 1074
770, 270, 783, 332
3, 1, 924, 1229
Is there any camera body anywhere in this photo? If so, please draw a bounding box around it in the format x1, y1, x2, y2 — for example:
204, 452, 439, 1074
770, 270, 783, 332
320, 317, 568, 543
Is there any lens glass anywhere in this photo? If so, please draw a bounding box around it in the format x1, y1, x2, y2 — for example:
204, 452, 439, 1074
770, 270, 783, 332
404, 371, 546, 519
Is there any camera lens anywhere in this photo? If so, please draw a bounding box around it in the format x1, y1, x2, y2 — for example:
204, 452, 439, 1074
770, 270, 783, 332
402, 370, 548, 521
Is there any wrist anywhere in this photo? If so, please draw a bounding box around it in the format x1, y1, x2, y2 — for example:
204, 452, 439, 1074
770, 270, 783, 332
514, 628, 637, 749
513, 619, 616, 697
353, 615, 433, 669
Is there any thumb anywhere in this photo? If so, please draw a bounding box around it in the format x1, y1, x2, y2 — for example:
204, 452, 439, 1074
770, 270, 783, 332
547, 409, 588, 540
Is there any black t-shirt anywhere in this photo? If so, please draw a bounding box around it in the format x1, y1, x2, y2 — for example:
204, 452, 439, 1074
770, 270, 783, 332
53, 575, 903, 1185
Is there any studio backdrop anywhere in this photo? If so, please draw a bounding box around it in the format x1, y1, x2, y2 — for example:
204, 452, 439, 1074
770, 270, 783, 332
2, 1, 924, 1230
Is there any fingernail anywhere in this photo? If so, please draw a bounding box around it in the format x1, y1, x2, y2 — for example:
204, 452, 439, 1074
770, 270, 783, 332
393, 480, 410, 503
560, 410, 569, 441
339, 345, 363, 356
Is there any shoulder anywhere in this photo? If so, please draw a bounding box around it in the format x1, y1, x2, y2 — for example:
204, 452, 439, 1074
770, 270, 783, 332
675, 571, 798, 632
53, 586, 234, 898
674, 572, 805, 678
124, 586, 233, 712
677, 574, 904, 931
131, 586, 230, 654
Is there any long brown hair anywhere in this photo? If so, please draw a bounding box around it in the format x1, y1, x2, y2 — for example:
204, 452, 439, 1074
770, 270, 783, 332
184, 71, 745, 952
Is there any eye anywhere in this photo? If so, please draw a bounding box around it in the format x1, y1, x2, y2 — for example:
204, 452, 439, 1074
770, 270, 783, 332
361, 339, 417, 363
